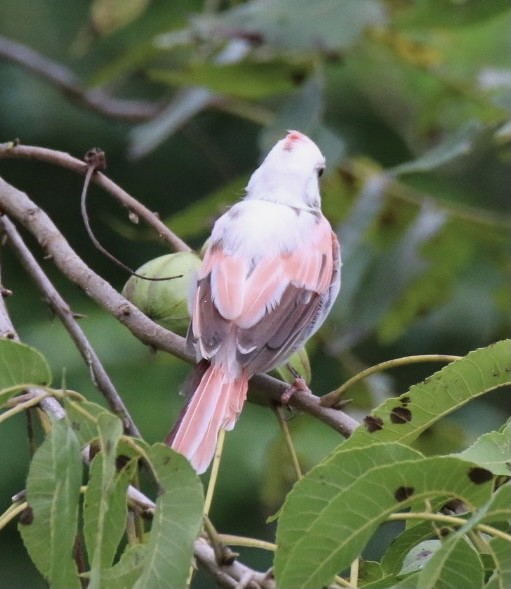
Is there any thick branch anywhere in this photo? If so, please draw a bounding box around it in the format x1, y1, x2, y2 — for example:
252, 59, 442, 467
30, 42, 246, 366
0, 141, 191, 253
0, 215, 141, 437
0, 174, 359, 436
0, 34, 164, 122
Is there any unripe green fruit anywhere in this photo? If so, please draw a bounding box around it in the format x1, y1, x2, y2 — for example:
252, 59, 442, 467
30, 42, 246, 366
122, 252, 202, 335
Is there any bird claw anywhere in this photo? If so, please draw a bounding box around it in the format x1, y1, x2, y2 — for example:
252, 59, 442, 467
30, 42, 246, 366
281, 376, 310, 404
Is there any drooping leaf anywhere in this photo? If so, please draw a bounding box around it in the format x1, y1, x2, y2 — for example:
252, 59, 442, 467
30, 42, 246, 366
275, 451, 493, 589
132, 443, 204, 589
0, 339, 51, 403
101, 544, 147, 589
18, 420, 82, 589
84, 413, 133, 588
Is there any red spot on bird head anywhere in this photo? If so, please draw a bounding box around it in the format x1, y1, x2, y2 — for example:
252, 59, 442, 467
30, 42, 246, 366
283, 131, 305, 151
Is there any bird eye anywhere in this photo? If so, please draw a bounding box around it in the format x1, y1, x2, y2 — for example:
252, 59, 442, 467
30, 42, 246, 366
317, 167, 325, 178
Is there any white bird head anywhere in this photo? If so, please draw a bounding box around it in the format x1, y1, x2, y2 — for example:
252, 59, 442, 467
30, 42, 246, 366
245, 131, 326, 210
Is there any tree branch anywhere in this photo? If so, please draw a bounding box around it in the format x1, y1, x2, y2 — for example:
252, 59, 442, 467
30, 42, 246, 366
0, 173, 359, 436
0, 141, 192, 253
0, 34, 164, 122
0, 214, 141, 437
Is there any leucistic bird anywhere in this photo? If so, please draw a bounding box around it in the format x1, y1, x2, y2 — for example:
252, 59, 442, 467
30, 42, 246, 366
167, 131, 341, 473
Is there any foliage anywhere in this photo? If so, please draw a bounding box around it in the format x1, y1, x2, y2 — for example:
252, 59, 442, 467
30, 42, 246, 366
0, 0, 510, 588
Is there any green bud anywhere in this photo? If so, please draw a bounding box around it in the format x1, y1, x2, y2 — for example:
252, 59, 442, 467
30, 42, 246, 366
122, 252, 202, 335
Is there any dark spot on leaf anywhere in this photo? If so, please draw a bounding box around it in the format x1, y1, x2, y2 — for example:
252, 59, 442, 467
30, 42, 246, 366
364, 415, 384, 432
18, 505, 34, 525
394, 486, 414, 502
116, 455, 130, 470
468, 467, 494, 485
491, 370, 500, 377
291, 69, 307, 86
163, 456, 170, 465
441, 498, 466, 515
105, 439, 113, 455
439, 527, 452, 537
390, 406, 412, 424
71, 421, 80, 431
400, 396, 410, 406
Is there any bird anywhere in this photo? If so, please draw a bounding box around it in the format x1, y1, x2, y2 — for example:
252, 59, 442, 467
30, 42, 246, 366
166, 130, 341, 474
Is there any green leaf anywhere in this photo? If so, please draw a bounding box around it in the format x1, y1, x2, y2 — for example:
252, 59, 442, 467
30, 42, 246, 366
486, 536, 511, 589
345, 340, 511, 450
149, 60, 307, 99
457, 422, 511, 476
390, 123, 482, 176
18, 420, 82, 589
132, 443, 204, 589
396, 0, 510, 28
275, 451, 493, 589
0, 339, 51, 402
101, 544, 147, 589
84, 413, 133, 588
64, 397, 111, 446
194, 0, 386, 52
418, 536, 484, 589
129, 87, 213, 159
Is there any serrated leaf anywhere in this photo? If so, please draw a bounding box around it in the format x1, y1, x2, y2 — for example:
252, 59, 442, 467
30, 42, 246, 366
0, 339, 51, 402
84, 413, 133, 588
193, 0, 386, 52
275, 451, 493, 589
132, 444, 204, 589
457, 422, 511, 476
345, 340, 511, 450
19, 420, 82, 589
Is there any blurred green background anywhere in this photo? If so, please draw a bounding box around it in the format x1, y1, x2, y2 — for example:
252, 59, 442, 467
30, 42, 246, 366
0, 1, 509, 586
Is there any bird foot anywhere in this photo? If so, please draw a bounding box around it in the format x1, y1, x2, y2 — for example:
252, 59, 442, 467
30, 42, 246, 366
281, 377, 310, 404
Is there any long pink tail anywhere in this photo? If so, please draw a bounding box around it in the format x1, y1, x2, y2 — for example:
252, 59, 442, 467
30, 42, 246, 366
166, 364, 248, 474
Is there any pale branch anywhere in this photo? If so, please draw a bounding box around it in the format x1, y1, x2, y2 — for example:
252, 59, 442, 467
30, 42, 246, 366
0, 141, 192, 253
0, 34, 164, 122
0, 215, 141, 437
0, 172, 359, 435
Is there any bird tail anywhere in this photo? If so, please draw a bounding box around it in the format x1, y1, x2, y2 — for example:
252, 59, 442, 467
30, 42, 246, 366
165, 363, 248, 474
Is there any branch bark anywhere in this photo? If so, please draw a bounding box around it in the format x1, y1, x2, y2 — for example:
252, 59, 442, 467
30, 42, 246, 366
0, 171, 359, 436
0, 34, 164, 122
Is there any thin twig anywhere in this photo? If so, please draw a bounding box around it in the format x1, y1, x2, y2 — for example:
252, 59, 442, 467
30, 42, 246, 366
0, 141, 192, 253
0, 215, 141, 437
0, 34, 164, 122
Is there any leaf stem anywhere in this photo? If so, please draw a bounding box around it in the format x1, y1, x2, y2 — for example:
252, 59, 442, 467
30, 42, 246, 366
274, 406, 302, 481
204, 428, 226, 517
0, 500, 27, 531
321, 354, 461, 407
218, 533, 276, 552
387, 512, 511, 543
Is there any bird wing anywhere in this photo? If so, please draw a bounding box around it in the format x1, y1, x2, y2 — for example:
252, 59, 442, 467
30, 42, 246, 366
189, 213, 340, 375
